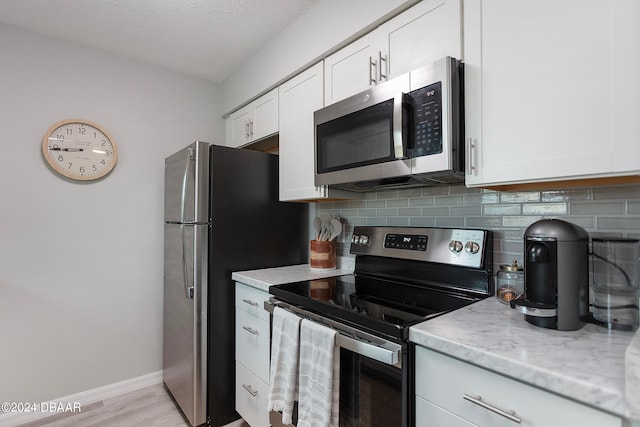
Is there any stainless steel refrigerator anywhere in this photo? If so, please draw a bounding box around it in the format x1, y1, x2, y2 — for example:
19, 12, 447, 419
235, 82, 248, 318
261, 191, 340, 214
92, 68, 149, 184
163, 141, 307, 426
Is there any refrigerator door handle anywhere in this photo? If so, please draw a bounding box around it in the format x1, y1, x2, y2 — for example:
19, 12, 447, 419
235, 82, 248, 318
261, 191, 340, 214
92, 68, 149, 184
182, 224, 194, 299
180, 147, 195, 223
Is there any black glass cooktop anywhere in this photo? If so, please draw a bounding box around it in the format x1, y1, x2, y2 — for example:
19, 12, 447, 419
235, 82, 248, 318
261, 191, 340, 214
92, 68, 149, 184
269, 274, 477, 341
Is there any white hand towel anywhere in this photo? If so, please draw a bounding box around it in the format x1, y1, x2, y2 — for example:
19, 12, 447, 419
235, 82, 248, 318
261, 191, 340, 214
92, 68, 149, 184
267, 306, 302, 425
297, 319, 340, 427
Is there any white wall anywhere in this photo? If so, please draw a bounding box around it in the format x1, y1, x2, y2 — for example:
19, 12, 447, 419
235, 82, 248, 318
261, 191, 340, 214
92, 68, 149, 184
0, 23, 223, 403
221, 0, 419, 115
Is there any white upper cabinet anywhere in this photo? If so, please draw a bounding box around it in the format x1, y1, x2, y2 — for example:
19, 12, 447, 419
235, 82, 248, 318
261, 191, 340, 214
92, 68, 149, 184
384, 0, 462, 78
464, 0, 640, 187
279, 62, 359, 201
279, 62, 326, 201
226, 88, 278, 148
324, 28, 388, 106
324, 0, 462, 106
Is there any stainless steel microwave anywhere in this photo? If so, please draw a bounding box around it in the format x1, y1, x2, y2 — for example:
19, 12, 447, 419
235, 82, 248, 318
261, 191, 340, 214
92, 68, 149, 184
314, 56, 464, 191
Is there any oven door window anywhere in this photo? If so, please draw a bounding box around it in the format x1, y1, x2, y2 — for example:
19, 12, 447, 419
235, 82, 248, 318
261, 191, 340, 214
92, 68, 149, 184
316, 99, 396, 174
340, 349, 402, 427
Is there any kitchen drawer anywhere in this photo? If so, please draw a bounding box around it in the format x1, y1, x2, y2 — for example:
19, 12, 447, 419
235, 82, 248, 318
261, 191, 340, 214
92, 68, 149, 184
415, 346, 622, 427
235, 282, 270, 321
416, 396, 476, 427
236, 306, 270, 383
236, 361, 270, 427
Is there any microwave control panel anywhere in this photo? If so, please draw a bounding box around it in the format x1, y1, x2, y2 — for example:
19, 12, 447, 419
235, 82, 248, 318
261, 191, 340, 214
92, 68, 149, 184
410, 81, 442, 157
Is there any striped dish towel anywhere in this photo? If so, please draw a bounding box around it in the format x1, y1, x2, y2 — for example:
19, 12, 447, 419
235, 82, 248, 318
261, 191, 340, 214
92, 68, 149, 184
297, 319, 340, 427
267, 306, 302, 425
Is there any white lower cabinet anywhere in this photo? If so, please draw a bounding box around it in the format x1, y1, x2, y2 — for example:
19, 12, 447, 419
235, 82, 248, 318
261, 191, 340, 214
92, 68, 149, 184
415, 346, 623, 427
235, 282, 271, 427
416, 396, 476, 427
236, 361, 270, 427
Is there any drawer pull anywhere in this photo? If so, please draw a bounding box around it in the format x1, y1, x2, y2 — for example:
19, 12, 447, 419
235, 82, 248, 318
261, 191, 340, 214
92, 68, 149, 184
463, 394, 521, 423
242, 326, 259, 335
242, 298, 259, 307
242, 384, 258, 397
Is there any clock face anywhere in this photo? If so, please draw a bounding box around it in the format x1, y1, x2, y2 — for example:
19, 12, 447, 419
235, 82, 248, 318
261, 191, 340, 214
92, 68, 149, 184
42, 119, 118, 181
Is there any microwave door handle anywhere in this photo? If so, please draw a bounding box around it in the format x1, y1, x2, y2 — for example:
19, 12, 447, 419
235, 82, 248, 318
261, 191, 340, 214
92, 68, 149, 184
393, 92, 408, 159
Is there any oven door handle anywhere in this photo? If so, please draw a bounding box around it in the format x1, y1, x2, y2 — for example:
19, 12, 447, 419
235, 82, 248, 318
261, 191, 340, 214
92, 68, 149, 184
264, 299, 402, 368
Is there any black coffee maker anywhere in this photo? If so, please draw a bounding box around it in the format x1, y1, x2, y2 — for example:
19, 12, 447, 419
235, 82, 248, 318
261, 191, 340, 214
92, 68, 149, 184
510, 219, 589, 330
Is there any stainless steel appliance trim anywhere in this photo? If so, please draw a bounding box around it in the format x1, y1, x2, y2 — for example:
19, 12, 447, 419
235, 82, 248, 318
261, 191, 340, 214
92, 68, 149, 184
463, 394, 521, 423
265, 299, 402, 368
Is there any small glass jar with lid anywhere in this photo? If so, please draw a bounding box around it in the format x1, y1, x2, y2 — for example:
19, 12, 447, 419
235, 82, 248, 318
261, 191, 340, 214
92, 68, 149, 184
496, 260, 524, 304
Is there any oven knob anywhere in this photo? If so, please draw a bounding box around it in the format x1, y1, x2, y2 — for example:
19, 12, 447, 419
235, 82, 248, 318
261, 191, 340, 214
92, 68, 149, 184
359, 235, 370, 245
448, 240, 463, 253
352, 235, 359, 244
465, 241, 480, 254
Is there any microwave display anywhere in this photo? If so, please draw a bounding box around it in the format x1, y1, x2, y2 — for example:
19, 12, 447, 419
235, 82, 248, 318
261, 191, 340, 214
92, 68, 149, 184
411, 81, 442, 157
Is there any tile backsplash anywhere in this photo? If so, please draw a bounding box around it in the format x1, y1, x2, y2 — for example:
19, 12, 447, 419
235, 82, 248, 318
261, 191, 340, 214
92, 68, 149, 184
315, 183, 640, 273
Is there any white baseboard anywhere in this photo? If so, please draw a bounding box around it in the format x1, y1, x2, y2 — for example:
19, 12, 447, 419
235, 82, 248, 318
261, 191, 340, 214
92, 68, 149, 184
0, 370, 163, 427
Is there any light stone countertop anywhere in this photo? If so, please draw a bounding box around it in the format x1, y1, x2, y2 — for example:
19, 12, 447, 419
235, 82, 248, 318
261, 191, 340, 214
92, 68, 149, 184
409, 297, 638, 418
231, 260, 354, 292
626, 331, 640, 419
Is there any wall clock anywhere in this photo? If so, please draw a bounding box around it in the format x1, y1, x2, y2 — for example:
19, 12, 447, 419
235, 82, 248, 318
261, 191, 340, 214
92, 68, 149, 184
42, 119, 118, 181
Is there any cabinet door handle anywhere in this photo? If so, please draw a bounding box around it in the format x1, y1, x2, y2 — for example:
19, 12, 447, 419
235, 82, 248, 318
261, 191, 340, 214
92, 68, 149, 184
249, 119, 254, 138
243, 326, 259, 335
467, 137, 478, 176
369, 56, 377, 86
463, 394, 521, 423
378, 51, 387, 82
245, 120, 250, 139
242, 384, 258, 397
242, 298, 259, 307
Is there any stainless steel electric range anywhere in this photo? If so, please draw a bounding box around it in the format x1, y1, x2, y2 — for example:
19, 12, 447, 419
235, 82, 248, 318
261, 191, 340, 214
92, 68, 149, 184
266, 226, 494, 427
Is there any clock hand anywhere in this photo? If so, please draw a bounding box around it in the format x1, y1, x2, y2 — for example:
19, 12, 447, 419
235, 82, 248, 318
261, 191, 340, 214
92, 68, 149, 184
49, 147, 84, 152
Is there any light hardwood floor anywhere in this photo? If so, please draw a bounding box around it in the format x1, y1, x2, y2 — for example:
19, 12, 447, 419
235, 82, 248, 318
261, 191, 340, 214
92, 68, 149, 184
17, 384, 249, 427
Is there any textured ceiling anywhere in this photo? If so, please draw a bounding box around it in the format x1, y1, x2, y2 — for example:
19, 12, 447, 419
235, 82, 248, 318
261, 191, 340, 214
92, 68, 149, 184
0, 0, 317, 83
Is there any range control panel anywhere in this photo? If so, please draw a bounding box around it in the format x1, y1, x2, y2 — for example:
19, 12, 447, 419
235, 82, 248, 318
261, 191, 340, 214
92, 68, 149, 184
384, 233, 428, 251
351, 226, 487, 268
